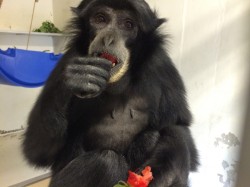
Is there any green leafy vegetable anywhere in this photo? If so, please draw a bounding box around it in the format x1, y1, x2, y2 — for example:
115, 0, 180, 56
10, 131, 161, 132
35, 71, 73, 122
33, 21, 61, 33
113, 181, 130, 187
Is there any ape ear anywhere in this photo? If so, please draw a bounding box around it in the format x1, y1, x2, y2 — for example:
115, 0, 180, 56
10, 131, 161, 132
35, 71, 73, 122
71, 0, 94, 16
71, 7, 80, 15
156, 18, 167, 28
140, 17, 167, 32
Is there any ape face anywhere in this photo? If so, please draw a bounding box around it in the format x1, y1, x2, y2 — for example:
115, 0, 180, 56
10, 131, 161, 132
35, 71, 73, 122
88, 6, 138, 83
69, 0, 164, 89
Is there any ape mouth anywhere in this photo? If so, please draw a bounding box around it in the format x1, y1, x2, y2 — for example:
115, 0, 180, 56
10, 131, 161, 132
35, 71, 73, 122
92, 51, 128, 83
93, 52, 119, 67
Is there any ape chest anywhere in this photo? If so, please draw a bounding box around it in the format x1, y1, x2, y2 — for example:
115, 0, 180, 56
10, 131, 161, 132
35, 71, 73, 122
83, 103, 149, 152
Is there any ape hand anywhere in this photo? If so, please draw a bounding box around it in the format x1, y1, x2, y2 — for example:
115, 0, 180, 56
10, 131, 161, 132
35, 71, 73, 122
126, 130, 160, 169
64, 57, 112, 98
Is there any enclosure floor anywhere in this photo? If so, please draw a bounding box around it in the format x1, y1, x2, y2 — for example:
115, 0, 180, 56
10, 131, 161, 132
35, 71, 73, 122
26, 178, 50, 187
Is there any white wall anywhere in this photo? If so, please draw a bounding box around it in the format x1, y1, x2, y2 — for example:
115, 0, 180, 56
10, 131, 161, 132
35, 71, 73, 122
53, 0, 81, 30
0, 0, 81, 32
0, 0, 53, 31
147, 0, 250, 187
236, 82, 250, 187
0, 0, 250, 187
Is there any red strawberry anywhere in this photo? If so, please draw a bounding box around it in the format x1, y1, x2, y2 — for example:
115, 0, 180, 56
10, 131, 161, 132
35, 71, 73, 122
127, 166, 153, 187
100, 52, 118, 66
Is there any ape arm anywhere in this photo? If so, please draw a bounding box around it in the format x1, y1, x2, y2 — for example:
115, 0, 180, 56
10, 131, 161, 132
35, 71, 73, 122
23, 51, 112, 167
23, 54, 73, 167
126, 126, 196, 187
146, 126, 192, 187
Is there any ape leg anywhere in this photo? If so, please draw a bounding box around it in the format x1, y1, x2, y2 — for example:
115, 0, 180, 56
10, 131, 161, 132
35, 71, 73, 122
127, 126, 198, 187
49, 150, 128, 187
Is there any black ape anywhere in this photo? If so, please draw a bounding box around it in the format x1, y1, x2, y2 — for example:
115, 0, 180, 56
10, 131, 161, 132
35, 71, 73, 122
23, 0, 198, 186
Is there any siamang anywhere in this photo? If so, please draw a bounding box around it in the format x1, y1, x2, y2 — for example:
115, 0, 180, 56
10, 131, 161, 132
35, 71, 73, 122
23, 0, 198, 186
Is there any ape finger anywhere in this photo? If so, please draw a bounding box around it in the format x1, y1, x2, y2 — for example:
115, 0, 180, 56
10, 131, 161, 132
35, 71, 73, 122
74, 83, 102, 98
65, 64, 111, 81
76, 57, 113, 71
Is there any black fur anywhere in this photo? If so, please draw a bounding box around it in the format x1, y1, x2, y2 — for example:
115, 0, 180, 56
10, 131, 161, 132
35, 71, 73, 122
23, 0, 198, 186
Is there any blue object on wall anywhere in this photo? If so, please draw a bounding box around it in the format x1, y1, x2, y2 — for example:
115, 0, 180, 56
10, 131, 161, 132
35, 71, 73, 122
0, 48, 62, 87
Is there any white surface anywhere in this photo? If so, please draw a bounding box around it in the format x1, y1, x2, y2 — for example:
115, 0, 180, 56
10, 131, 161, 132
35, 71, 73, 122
0, 85, 41, 132
0, 32, 68, 54
236, 81, 250, 187
0, 132, 50, 187
0, 30, 64, 36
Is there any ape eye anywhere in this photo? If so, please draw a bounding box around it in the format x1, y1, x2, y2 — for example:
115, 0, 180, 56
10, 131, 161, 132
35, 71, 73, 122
124, 20, 134, 30
94, 14, 106, 24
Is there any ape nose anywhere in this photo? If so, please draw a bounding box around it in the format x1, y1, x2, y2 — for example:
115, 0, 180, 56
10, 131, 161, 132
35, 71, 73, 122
102, 33, 115, 47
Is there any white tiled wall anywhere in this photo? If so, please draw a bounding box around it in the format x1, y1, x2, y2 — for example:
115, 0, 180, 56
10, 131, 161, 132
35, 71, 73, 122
0, 0, 249, 187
